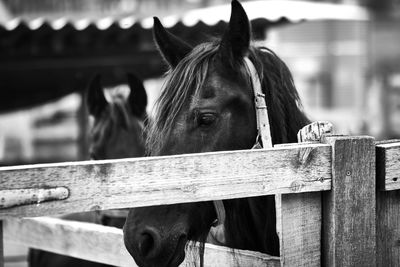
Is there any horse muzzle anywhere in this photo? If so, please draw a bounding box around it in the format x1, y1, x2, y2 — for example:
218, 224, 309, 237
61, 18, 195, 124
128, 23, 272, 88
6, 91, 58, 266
123, 212, 188, 267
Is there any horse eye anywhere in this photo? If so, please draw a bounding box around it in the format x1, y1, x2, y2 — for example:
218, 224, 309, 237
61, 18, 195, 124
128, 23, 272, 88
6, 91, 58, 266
198, 113, 216, 127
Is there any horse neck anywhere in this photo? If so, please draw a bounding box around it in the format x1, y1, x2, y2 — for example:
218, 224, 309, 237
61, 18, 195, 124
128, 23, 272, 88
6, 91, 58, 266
223, 196, 279, 255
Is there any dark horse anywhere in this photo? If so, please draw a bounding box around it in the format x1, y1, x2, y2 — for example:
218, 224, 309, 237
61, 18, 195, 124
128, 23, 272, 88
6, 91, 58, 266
123, 1, 310, 266
29, 73, 148, 267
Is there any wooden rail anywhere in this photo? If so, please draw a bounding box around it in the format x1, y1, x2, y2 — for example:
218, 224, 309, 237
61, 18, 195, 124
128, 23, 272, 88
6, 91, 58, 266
376, 140, 400, 190
0, 143, 331, 218
3, 217, 280, 267
1, 137, 400, 267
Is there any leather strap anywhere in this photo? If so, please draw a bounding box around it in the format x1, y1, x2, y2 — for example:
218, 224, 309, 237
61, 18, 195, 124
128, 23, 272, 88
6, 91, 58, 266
244, 57, 273, 149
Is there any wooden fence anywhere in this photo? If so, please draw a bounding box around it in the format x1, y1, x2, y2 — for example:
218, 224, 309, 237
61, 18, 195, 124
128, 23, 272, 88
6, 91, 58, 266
0, 135, 399, 266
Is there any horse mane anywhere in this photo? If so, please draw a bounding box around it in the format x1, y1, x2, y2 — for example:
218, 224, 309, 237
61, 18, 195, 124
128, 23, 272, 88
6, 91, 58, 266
250, 47, 310, 143
146, 42, 219, 155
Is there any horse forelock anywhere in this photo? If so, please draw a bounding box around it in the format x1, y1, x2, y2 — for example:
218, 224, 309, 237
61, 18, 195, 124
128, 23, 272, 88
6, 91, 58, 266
146, 42, 220, 155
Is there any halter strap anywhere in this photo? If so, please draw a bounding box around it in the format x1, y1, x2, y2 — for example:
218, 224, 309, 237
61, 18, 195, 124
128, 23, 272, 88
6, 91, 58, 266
244, 57, 273, 149
211, 57, 273, 235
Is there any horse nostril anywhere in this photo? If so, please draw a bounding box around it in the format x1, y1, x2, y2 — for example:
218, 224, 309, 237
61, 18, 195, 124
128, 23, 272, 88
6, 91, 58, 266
139, 233, 153, 258
138, 227, 161, 259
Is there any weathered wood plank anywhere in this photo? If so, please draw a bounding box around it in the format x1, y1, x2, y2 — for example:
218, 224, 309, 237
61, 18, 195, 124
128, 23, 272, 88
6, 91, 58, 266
3, 217, 280, 267
275, 193, 321, 267
186, 243, 280, 267
377, 190, 400, 267
376, 140, 400, 266
0, 220, 3, 267
0, 145, 331, 218
4, 217, 133, 267
321, 135, 376, 266
376, 141, 400, 191
276, 122, 328, 267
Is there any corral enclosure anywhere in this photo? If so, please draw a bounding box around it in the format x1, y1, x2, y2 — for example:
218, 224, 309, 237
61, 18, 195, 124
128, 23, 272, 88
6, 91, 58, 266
0, 0, 400, 266
0, 135, 399, 266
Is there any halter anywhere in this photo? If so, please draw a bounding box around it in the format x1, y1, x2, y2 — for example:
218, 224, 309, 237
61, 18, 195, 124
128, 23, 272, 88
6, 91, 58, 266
211, 57, 272, 240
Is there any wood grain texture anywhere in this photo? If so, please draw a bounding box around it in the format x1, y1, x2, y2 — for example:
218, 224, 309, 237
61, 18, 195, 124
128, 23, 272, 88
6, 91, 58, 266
4, 217, 133, 267
275, 193, 321, 267
0, 145, 332, 218
376, 140, 400, 266
321, 135, 376, 266
3, 217, 280, 267
0, 220, 3, 267
376, 141, 400, 190
186, 243, 280, 267
377, 190, 400, 267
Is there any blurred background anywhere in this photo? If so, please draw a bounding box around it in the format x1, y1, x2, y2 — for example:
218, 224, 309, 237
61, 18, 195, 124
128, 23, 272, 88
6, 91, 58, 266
0, 0, 399, 264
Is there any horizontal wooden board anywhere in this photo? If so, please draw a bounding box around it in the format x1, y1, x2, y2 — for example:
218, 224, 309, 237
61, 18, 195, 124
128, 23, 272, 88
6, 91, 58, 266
3, 217, 280, 267
376, 141, 400, 191
0, 144, 332, 218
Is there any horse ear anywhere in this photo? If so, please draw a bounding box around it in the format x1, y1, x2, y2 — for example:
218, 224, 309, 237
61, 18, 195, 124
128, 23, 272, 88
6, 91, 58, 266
86, 74, 107, 117
127, 73, 147, 117
218, 0, 251, 63
153, 17, 193, 68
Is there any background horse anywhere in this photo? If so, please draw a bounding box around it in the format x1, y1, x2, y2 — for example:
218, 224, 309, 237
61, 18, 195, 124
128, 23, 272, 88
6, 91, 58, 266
29, 73, 148, 267
123, 1, 310, 267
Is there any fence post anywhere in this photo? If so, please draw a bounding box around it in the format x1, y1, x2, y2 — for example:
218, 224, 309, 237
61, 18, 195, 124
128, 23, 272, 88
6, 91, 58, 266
275, 192, 321, 267
0, 220, 4, 267
321, 135, 376, 266
376, 140, 400, 266
275, 122, 333, 267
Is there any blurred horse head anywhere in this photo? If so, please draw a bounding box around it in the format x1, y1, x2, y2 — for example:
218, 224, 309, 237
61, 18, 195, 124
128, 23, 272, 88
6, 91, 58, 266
87, 73, 147, 160
29, 73, 148, 267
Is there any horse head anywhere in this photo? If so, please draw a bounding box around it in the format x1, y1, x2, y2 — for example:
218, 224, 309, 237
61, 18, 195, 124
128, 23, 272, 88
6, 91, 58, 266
124, 1, 309, 266
86, 73, 147, 160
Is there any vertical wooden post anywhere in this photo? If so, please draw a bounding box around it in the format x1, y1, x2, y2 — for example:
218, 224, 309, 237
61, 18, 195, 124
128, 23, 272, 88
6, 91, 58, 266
276, 122, 334, 267
376, 141, 400, 266
321, 135, 376, 266
376, 189, 400, 267
0, 220, 4, 267
275, 192, 321, 267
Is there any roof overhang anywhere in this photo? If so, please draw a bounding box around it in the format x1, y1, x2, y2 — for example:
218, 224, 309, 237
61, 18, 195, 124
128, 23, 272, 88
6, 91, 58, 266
2, 0, 370, 31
